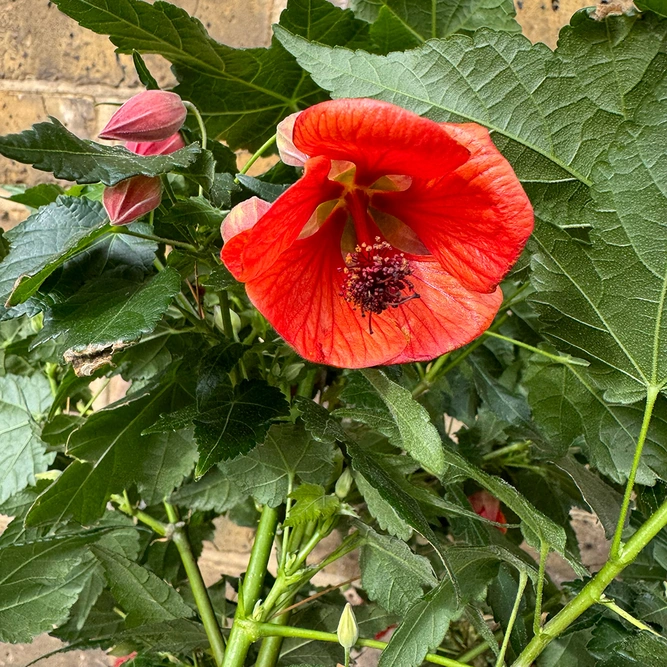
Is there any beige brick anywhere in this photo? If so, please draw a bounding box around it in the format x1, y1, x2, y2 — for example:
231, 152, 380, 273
516, 0, 592, 48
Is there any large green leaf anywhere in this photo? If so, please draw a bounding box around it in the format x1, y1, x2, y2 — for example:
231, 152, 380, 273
170, 468, 246, 512
218, 423, 337, 507
26, 373, 198, 527
91, 545, 194, 628
529, 66, 667, 402
193, 379, 290, 476
0, 528, 119, 643
350, 0, 519, 54
0, 374, 54, 503
52, 0, 370, 149
378, 547, 501, 667
0, 196, 109, 307
526, 360, 667, 485
359, 525, 437, 614
0, 117, 200, 185
33, 267, 182, 357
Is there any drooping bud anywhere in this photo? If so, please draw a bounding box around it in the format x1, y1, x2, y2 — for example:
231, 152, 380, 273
125, 132, 186, 156
99, 90, 187, 142
337, 603, 359, 653
103, 175, 162, 226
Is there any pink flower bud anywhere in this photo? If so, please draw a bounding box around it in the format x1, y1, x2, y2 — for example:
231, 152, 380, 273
221, 196, 272, 243
99, 90, 187, 142
103, 175, 162, 226
125, 133, 186, 156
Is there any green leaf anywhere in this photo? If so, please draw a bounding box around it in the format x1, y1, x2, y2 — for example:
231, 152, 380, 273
359, 525, 437, 614
359, 369, 446, 474
33, 267, 182, 358
132, 50, 160, 89
636, 0, 667, 16
116, 618, 209, 653
354, 471, 412, 540
0, 196, 109, 306
294, 395, 346, 445
26, 373, 198, 526
159, 196, 225, 235
91, 545, 194, 627
284, 483, 340, 527
4, 183, 65, 208
53, 0, 370, 149
528, 58, 667, 402
379, 547, 501, 667
0, 117, 200, 185
218, 423, 337, 507
236, 174, 289, 203
196, 341, 246, 408
0, 529, 114, 643
526, 360, 667, 483
194, 379, 290, 476
170, 467, 246, 512
351, 0, 520, 54
0, 374, 55, 503
555, 455, 624, 539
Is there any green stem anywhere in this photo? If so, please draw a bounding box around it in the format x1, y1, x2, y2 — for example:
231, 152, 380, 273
45, 363, 59, 397
114, 226, 198, 253
165, 502, 226, 667
223, 505, 280, 667
456, 640, 492, 664
184, 101, 207, 196
482, 331, 588, 366
610, 385, 659, 559
496, 569, 527, 667
254, 606, 294, 667
512, 496, 667, 666
237, 135, 277, 178
533, 542, 549, 635
80, 377, 111, 415
246, 621, 470, 667
110, 493, 167, 536
599, 597, 661, 635
482, 441, 530, 463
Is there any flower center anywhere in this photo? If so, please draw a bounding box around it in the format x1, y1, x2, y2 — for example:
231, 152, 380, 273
340, 237, 419, 333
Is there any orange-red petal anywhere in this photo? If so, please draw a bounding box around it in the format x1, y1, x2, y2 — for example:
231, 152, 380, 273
292, 99, 470, 185
221, 156, 343, 282
384, 258, 502, 364
372, 123, 533, 293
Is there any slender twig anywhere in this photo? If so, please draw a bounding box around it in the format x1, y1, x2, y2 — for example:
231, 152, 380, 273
533, 542, 549, 635
110, 493, 167, 537
113, 226, 198, 253
610, 385, 659, 559
482, 330, 589, 366
237, 134, 277, 179
497, 569, 528, 667
184, 101, 207, 196
598, 597, 661, 635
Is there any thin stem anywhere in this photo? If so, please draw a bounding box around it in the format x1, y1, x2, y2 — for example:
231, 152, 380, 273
247, 621, 470, 667
456, 640, 491, 664
512, 497, 667, 666
533, 542, 549, 635
279, 476, 295, 572
184, 101, 207, 196
110, 493, 167, 536
610, 385, 659, 559
165, 502, 226, 666
254, 604, 294, 667
223, 505, 279, 667
482, 441, 530, 463
482, 331, 588, 366
237, 134, 277, 178
113, 226, 198, 253
599, 597, 661, 635
80, 377, 111, 415
496, 569, 527, 667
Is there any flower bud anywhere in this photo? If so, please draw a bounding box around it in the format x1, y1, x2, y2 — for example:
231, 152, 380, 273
335, 468, 353, 499
337, 603, 359, 652
468, 490, 508, 533
103, 175, 162, 226
125, 132, 186, 156
99, 90, 187, 142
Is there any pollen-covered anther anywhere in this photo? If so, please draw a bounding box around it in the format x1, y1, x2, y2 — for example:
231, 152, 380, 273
340, 237, 419, 332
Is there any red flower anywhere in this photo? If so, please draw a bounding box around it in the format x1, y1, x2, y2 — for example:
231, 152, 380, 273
469, 491, 507, 533
221, 99, 533, 368
125, 132, 186, 155
99, 90, 187, 142
113, 653, 137, 667
103, 175, 162, 226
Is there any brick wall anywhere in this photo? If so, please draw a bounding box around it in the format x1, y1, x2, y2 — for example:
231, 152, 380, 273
0, 0, 590, 226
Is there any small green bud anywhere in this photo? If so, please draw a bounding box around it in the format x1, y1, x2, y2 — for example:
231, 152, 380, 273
337, 602, 359, 651
335, 468, 354, 499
